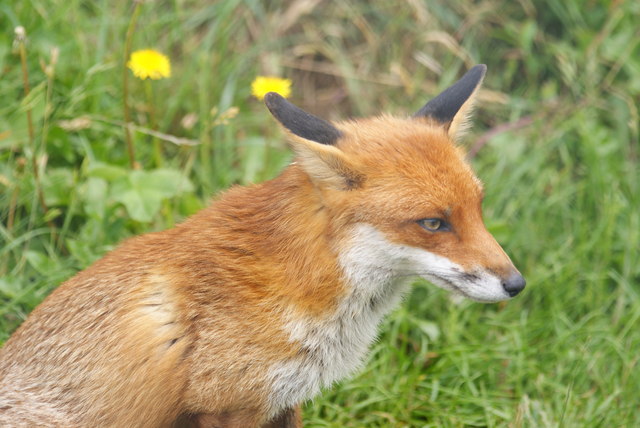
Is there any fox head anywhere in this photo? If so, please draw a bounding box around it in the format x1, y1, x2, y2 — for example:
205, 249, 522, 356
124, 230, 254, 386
264, 65, 525, 303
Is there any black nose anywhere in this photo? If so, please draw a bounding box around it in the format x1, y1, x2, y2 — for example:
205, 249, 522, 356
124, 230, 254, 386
502, 272, 526, 297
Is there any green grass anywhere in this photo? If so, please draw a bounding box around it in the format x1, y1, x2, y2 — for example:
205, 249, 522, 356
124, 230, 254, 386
1, 0, 639, 426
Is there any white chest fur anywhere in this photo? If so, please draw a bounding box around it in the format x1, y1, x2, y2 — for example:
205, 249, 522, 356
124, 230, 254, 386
266, 223, 412, 416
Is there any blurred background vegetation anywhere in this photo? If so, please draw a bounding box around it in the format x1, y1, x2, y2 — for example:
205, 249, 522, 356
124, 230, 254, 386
1, 0, 639, 426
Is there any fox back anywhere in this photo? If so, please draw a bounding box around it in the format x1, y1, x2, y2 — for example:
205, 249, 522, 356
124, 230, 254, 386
0, 65, 524, 428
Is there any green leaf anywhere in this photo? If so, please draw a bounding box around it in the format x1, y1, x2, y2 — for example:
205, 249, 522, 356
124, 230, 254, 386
25, 250, 57, 275
42, 168, 75, 206
0, 276, 22, 299
87, 163, 128, 181
178, 193, 205, 216
110, 168, 193, 222
115, 188, 163, 223
83, 177, 108, 218
66, 238, 102, 268
137, 168, 194, 197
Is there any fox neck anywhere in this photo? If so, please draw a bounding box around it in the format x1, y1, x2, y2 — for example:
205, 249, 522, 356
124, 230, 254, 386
205, 165, 345, 315
227, 166, 412, 415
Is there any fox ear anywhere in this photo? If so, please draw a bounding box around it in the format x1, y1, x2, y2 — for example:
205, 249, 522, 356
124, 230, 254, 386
264, 92, 342, 145
265, 93, 361, 189
414, 64, 486, 140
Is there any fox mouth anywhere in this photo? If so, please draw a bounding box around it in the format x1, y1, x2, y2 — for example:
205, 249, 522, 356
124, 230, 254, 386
394, 268, 486, 301
419, 271, 510, 303
425, 273, 473, 299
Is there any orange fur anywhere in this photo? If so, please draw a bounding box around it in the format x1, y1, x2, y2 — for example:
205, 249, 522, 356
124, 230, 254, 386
0, 66, 523, 427
0, 169, 345, 427
329, 117, 512, 276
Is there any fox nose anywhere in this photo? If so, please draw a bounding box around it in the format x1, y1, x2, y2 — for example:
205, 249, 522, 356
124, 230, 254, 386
502, 272, 526, 297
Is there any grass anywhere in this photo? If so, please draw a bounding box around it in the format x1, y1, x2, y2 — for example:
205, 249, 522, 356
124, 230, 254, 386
1, 0, 639, 426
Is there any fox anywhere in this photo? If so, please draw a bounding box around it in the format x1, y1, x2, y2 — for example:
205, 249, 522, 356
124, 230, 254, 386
0, 64, 524, 427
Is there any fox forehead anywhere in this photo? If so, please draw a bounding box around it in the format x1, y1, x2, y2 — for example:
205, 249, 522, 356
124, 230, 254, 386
333, 115, 483, 214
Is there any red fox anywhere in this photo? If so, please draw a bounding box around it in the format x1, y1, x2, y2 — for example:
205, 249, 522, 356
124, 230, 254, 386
0, 64, 524, 427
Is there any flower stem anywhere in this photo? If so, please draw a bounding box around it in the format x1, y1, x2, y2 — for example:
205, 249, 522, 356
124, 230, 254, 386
15, 27, 52, 226
123, 1, 143, 169
144, 79, 163, 167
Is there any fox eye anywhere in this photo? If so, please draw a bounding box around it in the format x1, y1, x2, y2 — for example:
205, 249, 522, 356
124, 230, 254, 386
418, 218, 450, 232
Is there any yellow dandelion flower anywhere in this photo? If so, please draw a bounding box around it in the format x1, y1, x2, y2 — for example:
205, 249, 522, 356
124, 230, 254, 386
251, 76, 292, 100
127, 49, 171, 80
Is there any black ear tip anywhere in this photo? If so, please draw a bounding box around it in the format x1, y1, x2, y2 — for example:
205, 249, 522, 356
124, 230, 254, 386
470, 64, 487, 79
413, 64, 487, 123
264, 92, 283, 108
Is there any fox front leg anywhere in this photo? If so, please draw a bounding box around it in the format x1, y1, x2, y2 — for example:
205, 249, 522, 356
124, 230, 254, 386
261, 405, 302, 428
